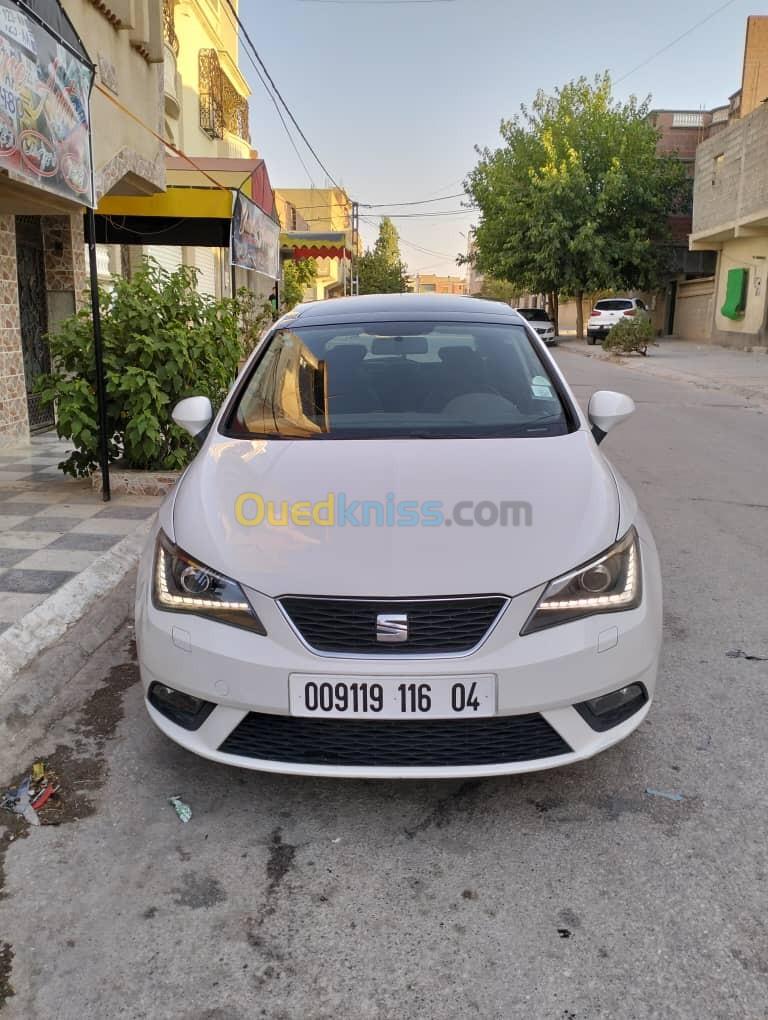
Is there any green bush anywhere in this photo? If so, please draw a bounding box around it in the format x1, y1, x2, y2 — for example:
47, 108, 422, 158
36, 259, 246, 477
602, 316, 657, 356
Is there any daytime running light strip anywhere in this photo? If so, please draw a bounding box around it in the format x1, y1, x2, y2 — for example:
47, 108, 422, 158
156, 547, 250, 612
539, 543, 638, 611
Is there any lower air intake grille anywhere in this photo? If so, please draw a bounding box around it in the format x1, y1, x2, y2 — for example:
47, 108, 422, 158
219, 713, 571, 768
279, 596, 507, 655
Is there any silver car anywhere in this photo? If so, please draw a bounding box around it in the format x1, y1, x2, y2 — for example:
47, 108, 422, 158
514, 308, 557, 345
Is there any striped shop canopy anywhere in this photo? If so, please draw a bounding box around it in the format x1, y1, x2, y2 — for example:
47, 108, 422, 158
281, 231, 353, 261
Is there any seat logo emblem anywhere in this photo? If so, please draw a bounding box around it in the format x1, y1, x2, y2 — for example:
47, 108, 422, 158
376, 613, 409, 643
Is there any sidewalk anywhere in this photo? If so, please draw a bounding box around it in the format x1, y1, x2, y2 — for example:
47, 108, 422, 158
0, 433, 162, 692
557, 336, 768, 407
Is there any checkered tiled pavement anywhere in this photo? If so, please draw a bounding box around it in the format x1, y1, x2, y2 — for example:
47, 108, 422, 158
0, 433, 161, 635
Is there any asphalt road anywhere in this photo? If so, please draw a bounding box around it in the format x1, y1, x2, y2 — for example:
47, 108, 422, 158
1, 350, 767, 1020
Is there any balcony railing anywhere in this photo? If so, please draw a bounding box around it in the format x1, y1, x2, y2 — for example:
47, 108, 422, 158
199, 49, 224, 138
223, 77, 250, 144
199, 49, 250, 143
163, 0, 179, 56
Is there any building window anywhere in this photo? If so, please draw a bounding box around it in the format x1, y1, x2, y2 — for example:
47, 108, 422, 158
199, 48, 250, 142
712, 153, 724, 185
672, 112, 705, 128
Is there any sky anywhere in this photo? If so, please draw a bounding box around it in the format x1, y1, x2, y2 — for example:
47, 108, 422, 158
238, 0, 755, 277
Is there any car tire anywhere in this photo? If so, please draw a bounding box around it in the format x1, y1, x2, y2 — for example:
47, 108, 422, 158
587, 334, 596, 345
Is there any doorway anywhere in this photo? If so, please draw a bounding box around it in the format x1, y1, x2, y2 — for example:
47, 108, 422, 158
15, 216, 53, 431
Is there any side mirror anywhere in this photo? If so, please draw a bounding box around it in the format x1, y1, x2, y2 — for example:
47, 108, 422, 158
588, 390, 635, 444
172, 396, 213, 440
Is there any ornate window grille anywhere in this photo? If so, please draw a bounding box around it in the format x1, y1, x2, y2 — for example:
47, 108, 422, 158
222, 77, 251, 143
199, 49, 224, 139
163, 0, 179, 55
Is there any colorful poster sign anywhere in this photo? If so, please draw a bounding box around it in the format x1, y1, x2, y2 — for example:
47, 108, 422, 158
0, 1, 94, 206
231, 189, 280, 279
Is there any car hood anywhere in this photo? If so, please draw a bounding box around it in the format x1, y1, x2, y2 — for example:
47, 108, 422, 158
173, 430, 619, 598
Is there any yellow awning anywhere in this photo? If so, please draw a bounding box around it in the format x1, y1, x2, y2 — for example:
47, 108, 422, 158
98, 187, 232, 220
97, 156, 275, 222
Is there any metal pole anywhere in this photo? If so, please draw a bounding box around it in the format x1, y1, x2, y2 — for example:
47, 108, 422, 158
85, 208, 111, 501
351, 201, 359, 296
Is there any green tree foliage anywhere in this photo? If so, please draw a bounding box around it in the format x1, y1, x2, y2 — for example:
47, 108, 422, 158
357, 217, 409, 294
477, 277, 519, 303
465, 73, 687, 336
35, 260, 246, 477
281, 258, 318, 310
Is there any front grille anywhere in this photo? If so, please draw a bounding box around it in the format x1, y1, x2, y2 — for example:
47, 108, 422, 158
279, 596, 507, 655
219, 712, 571, 767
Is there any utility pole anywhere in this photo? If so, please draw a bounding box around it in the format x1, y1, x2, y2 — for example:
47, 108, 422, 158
351, 200, 360, 296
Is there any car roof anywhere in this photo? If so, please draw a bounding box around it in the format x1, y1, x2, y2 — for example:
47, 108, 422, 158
275, 293, 524, 328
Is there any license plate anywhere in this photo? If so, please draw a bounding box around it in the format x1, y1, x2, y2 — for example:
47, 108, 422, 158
289, 674, 496, 720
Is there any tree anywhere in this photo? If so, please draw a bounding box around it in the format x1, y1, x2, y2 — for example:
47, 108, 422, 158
357, 217, 408, 294
282, 258, 317, 310
477, 277, 519, 304
465, 74, 687, 337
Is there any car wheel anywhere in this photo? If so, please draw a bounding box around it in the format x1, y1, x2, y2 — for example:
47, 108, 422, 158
587, 334, 596, 345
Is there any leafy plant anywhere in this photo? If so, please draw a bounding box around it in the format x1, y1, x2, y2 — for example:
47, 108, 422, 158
282, 258, 318, 310
36, 259, 245, 477
602, 316, 657, 356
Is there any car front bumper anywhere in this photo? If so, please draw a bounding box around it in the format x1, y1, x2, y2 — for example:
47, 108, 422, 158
135, 529, 662, 780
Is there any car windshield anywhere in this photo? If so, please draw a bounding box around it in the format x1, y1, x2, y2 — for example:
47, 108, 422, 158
595, 299, 633, 311
225, 319, 573, 440
517, 308, 550, 322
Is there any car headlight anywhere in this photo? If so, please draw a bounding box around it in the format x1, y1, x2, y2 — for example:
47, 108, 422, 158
521, 527, 641, 634
152, 531, 266, 634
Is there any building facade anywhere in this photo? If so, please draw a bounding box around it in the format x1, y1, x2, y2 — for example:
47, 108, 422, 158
0, 0, 165, 443
690, 101, 768, 348
94, 0, 254, 300
275, 188, 354, 300
686, 15, 768, 348
408, 274, 467, 295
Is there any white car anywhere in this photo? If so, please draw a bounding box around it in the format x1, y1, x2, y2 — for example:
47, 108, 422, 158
587, 297, 649, 344
135, 295, 662, 780
514, 307, 557, 345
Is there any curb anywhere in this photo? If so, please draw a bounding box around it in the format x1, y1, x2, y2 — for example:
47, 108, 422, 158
557, 343, 768, 408
0, 518, 152, 698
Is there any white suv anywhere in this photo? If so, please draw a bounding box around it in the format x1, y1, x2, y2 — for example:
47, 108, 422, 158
587, 298, 649, 344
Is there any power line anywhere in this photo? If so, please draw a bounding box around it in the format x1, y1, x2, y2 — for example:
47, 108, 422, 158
298, 0, 456, 4
219, 1, 316, 187
361, 215, 458, 260
363, 192, 467, 208
296, 207, 472, 219
222, 0, 345, 190
365, 209, 475, 219
615, 0, 741, 84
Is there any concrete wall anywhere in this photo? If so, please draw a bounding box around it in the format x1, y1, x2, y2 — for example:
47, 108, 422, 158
63, 0, 165, 200
674, 277, 714, 341
172, 0, 251, 161
711, 238, 768, 345
692, 103, 768, 238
